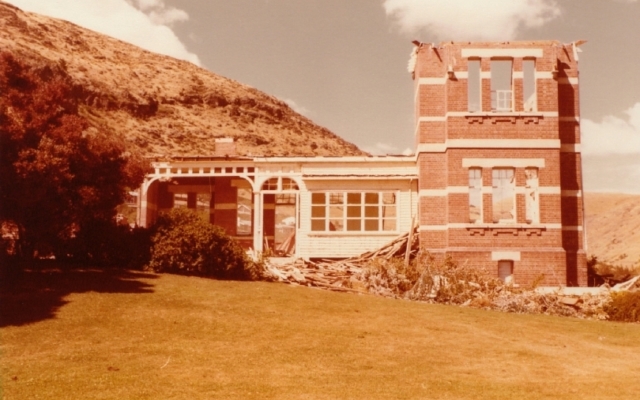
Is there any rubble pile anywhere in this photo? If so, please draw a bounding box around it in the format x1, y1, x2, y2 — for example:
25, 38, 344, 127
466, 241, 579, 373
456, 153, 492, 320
259, 231, 639, 320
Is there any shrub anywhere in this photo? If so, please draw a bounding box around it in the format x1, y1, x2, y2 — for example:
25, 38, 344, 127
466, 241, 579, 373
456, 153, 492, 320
149, 208, 251, 279
604, 291, 640, 322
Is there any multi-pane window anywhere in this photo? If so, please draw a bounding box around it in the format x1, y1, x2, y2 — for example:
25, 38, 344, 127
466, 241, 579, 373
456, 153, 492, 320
467, 59, 481, 112
311, 192, 397, 232
522, 59, 536, 112
262, 177, 299, 191
468, 168, 482, 223
492, 168, 515, 223
491, 59, 513, 112
525, 168, 539, 224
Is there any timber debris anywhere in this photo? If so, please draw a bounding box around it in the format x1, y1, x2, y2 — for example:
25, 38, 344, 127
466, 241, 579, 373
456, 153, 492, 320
258, 229, 639, 320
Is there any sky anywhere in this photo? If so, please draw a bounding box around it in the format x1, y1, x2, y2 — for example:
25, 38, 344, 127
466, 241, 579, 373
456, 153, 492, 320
6, 0, 640, 194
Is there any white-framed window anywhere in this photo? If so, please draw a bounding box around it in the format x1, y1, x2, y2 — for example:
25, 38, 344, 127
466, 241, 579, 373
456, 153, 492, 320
468, 168, 483, 223
491, 59, 513, 112
492, 168, 515, 223
237, 187, 252, 235
311, 192, 397, 232
261, 177, 299, 192
522, 59, 536, 112
525, 167, 540, 224
467, 58, 481, 112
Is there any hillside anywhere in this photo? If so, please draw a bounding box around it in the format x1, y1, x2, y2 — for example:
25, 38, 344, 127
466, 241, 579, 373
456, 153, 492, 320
584, 192, 640, 267
0, 2, 365, 157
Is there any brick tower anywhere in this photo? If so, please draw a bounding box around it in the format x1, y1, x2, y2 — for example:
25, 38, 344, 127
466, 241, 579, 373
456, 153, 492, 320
412, 41, 587, 286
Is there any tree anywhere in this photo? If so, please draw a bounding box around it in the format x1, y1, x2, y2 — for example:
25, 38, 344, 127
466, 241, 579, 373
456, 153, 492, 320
0, 52, 147, 260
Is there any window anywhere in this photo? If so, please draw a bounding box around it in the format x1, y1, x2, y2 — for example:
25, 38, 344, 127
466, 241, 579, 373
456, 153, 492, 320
525, 168, 539, 224
310, 192, 397, 232
498, 260, 514, 284
491, 59, 513, 112
174, 193, 188, 208
467, 59, 481, 112
468, 168, 482, 223
522, 59, 536, 112
237, 188, 252, 235
196, 193, 211, 222
261, 177, 299, 191
492, 168, 515, 223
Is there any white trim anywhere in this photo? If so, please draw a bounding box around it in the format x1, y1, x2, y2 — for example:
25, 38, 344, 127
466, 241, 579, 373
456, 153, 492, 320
418, 116, 447, 122
562, 226, 583, 231
418, 186, 561, 196
491, 251, 521, 261
480, 71, 492, 79
454, 71, 468, 79
535, 71, 554, 80
559, 116, 580, 122
462, 48, 543, 58
417, 77, 447, 85
512, 71, 523, 79
426, 223, 563, 230
446, 111, 558, 118
558, 77, 579, 85
419, 189, 448, 197
417, 139, 560, 153
419, 225, 448, 231
560, 143, 581, 153
462, 158, 545, 168
561, 190, 582, 197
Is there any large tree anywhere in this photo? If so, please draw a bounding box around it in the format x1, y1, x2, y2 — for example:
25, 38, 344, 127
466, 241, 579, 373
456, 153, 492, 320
0, 52, 147, 259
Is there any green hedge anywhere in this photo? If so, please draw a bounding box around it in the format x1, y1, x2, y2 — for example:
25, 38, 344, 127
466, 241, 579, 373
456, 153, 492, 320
149, 208, 252, 279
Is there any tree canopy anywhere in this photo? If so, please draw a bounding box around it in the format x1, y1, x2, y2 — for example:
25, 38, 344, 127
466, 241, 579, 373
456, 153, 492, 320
0, 52, 147, 259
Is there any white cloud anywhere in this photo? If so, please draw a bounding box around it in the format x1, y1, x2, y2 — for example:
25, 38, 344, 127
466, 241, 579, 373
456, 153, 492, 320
382, 0, 561, 41
282, 98, 311, 117
582, 103, 640, 156
362, 142, 413, 156
6, 0, 200, 65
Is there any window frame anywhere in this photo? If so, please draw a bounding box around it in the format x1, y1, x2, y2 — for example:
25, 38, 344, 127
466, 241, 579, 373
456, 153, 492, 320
491, 168, 516, 224
490, 59, 514, 112
310, 191, 398, 233
468, 168, 483, 224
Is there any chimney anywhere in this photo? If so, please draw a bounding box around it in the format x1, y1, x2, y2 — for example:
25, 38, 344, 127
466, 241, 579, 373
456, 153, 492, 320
214, 138, 236, 157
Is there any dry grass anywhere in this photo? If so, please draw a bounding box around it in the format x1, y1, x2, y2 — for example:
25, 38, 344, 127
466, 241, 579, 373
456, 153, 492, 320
585, 192, 640, 267
2, 268, 640, 399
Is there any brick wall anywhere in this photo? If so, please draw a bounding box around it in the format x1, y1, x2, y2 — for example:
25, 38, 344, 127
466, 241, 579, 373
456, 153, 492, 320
413, 40, 587, 286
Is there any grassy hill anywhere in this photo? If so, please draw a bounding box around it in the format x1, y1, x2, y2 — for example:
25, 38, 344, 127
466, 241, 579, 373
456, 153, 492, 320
0, 1, 365, 158
584, 193, 640, 267
2, 268, 640, 399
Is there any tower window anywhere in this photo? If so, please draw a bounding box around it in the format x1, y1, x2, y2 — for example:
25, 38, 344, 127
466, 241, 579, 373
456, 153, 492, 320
523, 59, 536, 112
491, 59, 513, 112
467, 59, 481, 112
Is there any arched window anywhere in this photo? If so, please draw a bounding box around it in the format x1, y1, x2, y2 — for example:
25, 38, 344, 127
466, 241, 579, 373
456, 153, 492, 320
261, 177, 299, 191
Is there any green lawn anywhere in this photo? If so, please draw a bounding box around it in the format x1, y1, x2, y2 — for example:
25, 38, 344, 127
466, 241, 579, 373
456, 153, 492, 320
2, 268, 640, 399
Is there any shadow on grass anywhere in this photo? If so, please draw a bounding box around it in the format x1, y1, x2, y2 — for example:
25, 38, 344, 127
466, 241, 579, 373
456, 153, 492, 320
0, 262, 157, 327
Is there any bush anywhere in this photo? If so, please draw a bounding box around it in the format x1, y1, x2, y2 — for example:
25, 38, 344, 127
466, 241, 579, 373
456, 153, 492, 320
61, 220, 151, 269
604, 291, 640, 322
149, 208, 252, 279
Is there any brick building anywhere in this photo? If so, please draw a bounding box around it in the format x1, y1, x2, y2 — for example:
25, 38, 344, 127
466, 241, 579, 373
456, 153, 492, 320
136, 40, 588, 287
412, 40, 587, 286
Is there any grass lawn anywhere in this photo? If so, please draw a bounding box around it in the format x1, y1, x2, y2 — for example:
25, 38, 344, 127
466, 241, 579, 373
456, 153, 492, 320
2, 267, 640, 399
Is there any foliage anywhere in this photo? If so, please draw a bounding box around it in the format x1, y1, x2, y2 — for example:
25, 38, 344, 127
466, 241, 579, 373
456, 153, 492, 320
588, 255, 640, 286
64, 222, 152, 269
604, 291, 640, 323
0, 52, 148, 259
406, 253, 501, 304
149, 208, 252, 279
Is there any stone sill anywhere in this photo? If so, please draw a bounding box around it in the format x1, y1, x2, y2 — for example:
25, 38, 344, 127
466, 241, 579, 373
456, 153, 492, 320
464, 112, 544, 124
465, 224, 546, 236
